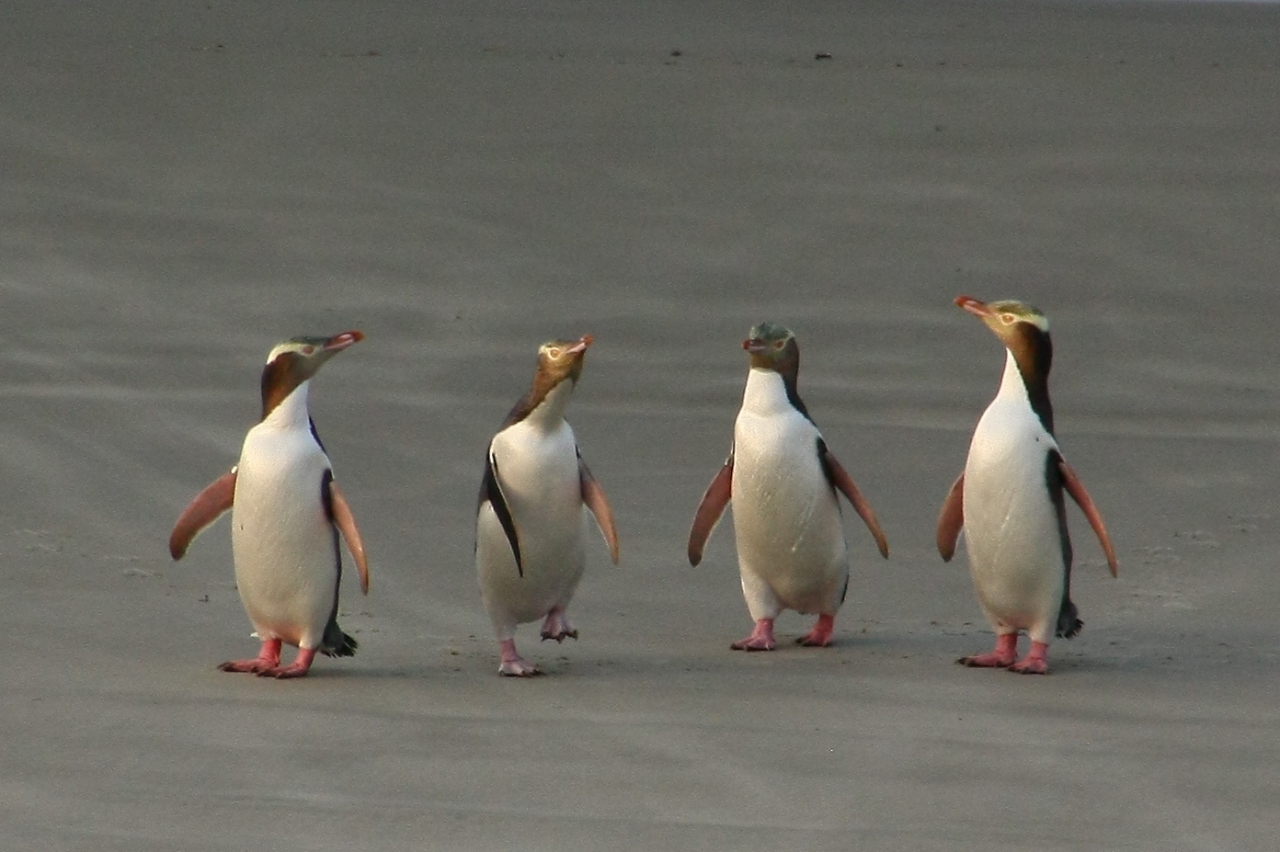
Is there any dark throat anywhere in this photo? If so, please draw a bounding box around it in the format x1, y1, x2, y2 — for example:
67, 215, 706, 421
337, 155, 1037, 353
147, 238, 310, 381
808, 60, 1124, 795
1013, 327, 1055, 435
260, 354, 305, 421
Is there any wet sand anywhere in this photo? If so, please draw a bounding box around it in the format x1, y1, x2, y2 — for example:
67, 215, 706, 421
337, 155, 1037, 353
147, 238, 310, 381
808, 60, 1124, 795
3, 1, 1279, 849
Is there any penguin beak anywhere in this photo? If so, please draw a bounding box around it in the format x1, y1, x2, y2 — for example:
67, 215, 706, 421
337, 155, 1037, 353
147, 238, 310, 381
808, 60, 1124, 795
955, 295, 993, 319
567, 334, 593, 355
324, 330, 365, 353
743, 338, 767, 354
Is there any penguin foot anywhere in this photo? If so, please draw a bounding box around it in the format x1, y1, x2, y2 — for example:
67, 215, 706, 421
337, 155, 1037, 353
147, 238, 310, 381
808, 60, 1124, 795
257, 648, 317, 679
796, 614, 836, 647
539, 608, 578, 643
1009, 641, 1050, 675
499, 639, 541, 677
218, 639, 282, 674
219, 659, 275, 674
958, 633, 1018, 668
731, 618, 777, 652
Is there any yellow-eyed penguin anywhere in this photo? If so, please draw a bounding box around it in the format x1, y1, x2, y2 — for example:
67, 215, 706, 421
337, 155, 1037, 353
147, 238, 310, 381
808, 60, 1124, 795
169, 331, 370, 679
937, 297, 1118, 674
476, 334, 620, 677
688, 323, 889, 650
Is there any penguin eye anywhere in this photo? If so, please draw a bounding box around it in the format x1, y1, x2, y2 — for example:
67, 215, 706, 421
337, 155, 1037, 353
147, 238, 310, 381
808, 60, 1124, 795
772, 339, 785, 350
1000, 313, 1017, 325
548, 347, 562, 359
301, 345, 316, 355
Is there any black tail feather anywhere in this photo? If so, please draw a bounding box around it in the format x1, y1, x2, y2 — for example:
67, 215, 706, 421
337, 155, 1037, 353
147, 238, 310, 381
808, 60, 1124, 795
1056, 598, 1083, 639
321, 622, 358, 657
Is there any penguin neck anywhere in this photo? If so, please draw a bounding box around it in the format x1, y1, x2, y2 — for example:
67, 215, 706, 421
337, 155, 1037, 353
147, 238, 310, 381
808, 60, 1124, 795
518, 379, 575, 431
742, 368, 810, 420
261, 380, 312, 430
996, 349, 1054, 435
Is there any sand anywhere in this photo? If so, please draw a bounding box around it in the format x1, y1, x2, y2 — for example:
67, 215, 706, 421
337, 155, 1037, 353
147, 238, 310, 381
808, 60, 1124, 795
3, 1, 1279, 849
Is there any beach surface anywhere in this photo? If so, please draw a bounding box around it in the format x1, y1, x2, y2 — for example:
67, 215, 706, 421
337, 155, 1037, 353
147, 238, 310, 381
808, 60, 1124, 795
3, 1, 1279, 849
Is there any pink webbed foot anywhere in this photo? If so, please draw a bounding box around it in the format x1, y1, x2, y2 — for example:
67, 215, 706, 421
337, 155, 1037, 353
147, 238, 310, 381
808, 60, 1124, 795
498, 639, 541, 677
218, 638, 282, 674
796, 614, 836, 647
1010, 641, 1050, 675
958, 633, 1018, 668
258, 647, 318, 679
539, 608, 578, 643
731, 618, 778, 652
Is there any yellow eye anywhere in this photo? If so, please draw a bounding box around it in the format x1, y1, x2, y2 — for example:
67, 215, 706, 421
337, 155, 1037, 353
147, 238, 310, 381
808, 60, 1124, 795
773, 339, 785, 350
548, 347, 562, 358
1001, 313, 1016, 325
302, 345, 316, 355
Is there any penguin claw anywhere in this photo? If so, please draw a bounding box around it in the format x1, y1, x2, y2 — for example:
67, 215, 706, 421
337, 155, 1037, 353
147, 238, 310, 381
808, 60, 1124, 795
253, 648, 316, 679
957, 653, 1015, 668
498, 639, 541, 676
731, 619, 778, 651
218, 659, 275, 674
217, 639, 282, 674
958, 634, 1018, 668
539, 609, 578, 643
795, 614, 836, 647
1009, 659, 1050, 675
731, 638, 777, 651
499, 659, 542, 677
1009, 641, 1050, 674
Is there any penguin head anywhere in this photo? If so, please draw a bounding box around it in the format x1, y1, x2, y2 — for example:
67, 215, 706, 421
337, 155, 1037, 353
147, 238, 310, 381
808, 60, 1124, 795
260, 330, 363, 419
743, 323, 799, 374
956, 296, 1049, 335
955, 296, 1051, 373
535, 334, 593, 388
502, 334, 592, 426
956, 295, 1055, 428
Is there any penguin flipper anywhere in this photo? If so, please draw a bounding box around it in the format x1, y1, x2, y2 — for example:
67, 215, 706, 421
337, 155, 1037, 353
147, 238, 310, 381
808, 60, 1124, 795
328, 479, 370, 594
479, 452, 523, 576
1057, 458, 1119, 577
936, 472, 965, 561
688, 456, 734, 566
169, 468, 237, 560
578, 453, 620, 565
818, 441, 890, 559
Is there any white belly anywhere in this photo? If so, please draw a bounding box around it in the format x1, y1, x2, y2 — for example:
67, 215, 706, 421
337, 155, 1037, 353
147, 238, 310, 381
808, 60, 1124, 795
731, 406, 848, 617
231, 424, 338, 650
963, 400, 1065, 641
476, 419, 585, 636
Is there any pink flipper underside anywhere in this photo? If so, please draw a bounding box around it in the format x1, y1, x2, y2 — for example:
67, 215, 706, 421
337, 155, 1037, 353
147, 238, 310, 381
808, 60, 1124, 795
731, 618, 778, 651
580, 460, 620, 565
329, 480, 370, 594
936, 472, 965, 561
1058, 459, 1119, 577
821, 448, 890, 559
169, 469, 237, 560
688, 461, 733, 566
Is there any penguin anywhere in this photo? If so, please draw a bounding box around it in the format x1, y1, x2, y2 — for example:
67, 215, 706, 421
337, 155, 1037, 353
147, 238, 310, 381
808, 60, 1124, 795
475, 334, 620, 677
688, 323, 889, 651
169, 331, 370, 679
937, 296, 1118, 674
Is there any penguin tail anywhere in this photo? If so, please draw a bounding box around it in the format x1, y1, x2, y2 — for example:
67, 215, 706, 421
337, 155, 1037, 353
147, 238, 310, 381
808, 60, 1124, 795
320, 622, 359, 657
1056, 598, 1083, 639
